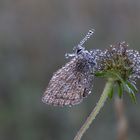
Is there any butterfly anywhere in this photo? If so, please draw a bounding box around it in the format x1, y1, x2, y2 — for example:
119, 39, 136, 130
42, 29, 96, 107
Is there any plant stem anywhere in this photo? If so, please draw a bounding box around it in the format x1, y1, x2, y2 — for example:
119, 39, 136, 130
114, 97, 128, 140
74, 78, 114, 140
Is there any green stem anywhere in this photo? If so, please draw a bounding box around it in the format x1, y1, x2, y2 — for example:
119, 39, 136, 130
74, 78, 114, 140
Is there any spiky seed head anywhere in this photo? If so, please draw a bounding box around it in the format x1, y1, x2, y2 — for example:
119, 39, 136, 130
96, 42, 140, 102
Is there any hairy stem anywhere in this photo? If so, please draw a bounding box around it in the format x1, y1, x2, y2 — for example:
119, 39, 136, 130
74, 78, 114, 140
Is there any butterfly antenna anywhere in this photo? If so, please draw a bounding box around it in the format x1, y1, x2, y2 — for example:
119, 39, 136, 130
78, 29, 95, 47
66, 29, 95, 58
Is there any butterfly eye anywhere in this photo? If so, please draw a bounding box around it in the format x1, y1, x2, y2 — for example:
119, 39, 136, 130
76, 48, 82, 54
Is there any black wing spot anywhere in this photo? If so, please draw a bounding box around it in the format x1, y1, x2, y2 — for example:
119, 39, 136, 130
82, 88, 87, 97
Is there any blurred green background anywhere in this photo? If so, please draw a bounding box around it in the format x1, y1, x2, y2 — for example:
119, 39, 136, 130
0, 0, 140, 140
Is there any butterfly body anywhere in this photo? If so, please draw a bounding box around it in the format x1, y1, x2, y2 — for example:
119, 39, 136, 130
42, 49, 95, 106
42, 29, 96, 107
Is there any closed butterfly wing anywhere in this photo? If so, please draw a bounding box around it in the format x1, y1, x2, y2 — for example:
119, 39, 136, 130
42, 56, 94, 107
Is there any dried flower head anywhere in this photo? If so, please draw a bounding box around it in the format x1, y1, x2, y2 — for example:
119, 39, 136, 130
96, 42, 140, 102
42, 29, 99, 107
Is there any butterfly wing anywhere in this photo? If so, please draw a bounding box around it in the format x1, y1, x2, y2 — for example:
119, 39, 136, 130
42, 57, 93, 107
